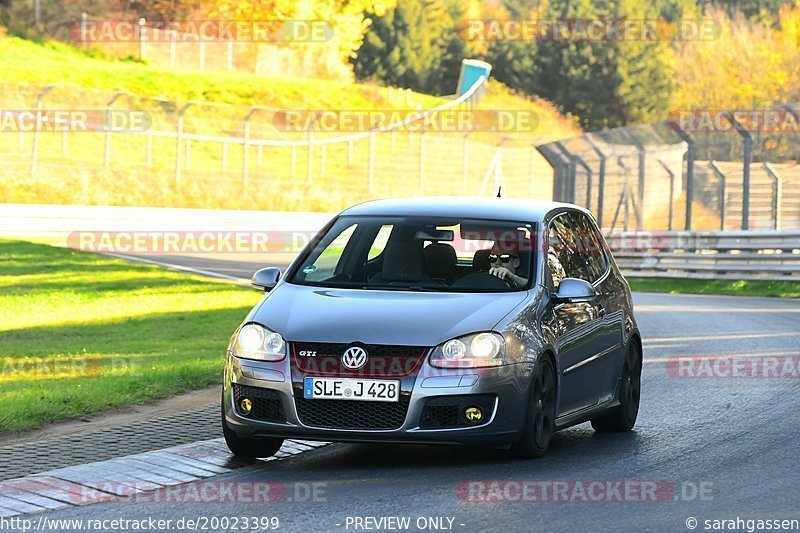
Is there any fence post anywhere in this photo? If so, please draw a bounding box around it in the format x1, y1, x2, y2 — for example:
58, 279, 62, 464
137, 19, 146, 61
243, 108, 258, 187
529, 144, 537, 198
554, 142, 576, 203
726, 113, 752, 230
708, 161, 727, 231
81, 13, 89, 50
199, 40, 206, 72
169, 30, 176, 69
620, 129, 646, 230
175, 103, 192, 183
306, 115, 317, 185
227, 42, 234, 72
669, 124, 695, 231
462, 133, 470, 194
658, 160, 675, 231
419, 128, 427, 195
764, 162, 783, 230
574, 156, 593, 211
104, 93, 124, 168
30, 85, 53, 178
584, 135, 607, 228
368, 121, 378, 193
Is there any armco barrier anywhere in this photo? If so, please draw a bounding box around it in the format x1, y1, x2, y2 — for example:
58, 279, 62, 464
608, 230, 800, 280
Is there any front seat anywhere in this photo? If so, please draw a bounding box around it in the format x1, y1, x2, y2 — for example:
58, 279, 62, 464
424, 243, 457, 285
369, 242, 425, 285
473, 249, 492, 272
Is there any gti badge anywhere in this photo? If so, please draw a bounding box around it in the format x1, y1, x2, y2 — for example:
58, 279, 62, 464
342, 346, 368, 370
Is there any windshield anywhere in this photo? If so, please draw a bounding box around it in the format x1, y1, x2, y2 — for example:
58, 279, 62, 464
289, 216, 535, 292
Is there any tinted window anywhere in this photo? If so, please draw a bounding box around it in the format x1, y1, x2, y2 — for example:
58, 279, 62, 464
570, 212, 608, 282
548, 211, 607, 286
291, 216, 535, 292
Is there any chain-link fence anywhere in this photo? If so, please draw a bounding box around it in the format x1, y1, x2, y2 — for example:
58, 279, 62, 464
0, 79, 555, 212
538, 108, 800, 231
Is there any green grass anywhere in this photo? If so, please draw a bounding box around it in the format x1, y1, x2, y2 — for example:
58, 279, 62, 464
0, 35, 578, 212
0, 239, 261, 433
628, 278, 800, 298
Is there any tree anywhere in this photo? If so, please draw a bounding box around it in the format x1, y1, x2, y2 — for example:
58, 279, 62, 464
528, 0, 674, 129
351, 0, 450, 93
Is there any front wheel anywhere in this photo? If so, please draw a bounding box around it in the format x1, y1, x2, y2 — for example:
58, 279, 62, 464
591, 340, 641, 432
221, 392, 284, 458
510, 358, 556, 459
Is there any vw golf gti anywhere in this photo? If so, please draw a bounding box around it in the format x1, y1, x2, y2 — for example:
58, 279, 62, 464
222, 197, 642, 458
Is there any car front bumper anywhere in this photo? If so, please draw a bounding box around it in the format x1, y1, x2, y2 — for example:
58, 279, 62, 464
223, 353, 535, 446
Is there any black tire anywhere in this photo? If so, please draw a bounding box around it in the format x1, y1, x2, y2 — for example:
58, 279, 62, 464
221, 392, 284, 458
511, 358, 557, 459
591, 340, 641, 432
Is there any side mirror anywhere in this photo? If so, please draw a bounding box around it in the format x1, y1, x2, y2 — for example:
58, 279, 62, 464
552, 278, 596, 304
251, 267, 281, 292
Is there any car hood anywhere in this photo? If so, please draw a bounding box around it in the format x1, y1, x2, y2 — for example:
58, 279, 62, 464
251, 282, 529, 346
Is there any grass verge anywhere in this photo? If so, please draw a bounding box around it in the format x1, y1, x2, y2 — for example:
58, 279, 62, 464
628, 278, 800, 298
0, 239, 261, 433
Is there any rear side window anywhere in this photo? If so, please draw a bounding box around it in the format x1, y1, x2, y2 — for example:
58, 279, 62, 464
548, 212, 608, 286
570, 212, 608, 282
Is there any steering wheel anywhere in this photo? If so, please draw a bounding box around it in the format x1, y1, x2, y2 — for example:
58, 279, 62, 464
452, 271, 513, 290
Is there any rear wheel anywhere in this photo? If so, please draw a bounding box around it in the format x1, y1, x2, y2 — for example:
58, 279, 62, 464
221, 392, 284, 458
591, 341, 641, 432
511, 358, 556, 459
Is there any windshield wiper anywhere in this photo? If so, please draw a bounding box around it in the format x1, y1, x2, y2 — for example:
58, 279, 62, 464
361, 285, 440, 292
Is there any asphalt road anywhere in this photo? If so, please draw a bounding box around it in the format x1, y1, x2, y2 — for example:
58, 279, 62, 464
19, 252, 800, 533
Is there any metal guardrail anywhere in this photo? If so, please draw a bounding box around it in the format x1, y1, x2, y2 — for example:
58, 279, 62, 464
608, 230, 800, 280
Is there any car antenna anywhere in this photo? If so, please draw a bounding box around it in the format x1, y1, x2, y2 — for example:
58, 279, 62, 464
496, 186, 502, 198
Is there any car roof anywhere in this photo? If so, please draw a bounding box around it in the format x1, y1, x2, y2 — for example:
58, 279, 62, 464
339, 197, 581, 223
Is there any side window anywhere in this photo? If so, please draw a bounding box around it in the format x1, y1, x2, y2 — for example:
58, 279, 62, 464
304, 224, 357, 281
548, 213, 591, 285
367, 225, 393, 260
570, 212, 608, 282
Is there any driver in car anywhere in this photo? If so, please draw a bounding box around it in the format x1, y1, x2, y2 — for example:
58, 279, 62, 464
488, 241, 529, 288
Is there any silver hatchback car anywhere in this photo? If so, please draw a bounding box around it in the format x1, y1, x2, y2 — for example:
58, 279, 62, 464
222, 198, 642, 458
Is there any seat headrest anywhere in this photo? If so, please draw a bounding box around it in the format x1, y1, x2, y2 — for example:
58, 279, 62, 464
473, 249, 492, 271
382, 242, 424, 282
424, 243, 457, 278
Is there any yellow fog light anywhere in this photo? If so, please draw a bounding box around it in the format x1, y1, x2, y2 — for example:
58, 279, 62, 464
239, 397, 252, 415
464, 406, 483, 424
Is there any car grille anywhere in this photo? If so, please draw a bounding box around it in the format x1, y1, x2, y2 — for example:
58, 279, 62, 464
292, 342, 428, 377
294, 395, 411, 430
419, 394, 496, 429
233, 383, 286, 423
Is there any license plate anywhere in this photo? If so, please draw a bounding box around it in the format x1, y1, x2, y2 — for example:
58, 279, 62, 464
303, 377, 400, 402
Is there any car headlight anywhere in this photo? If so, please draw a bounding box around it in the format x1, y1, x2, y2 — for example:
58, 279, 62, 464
232, 323, 286, 361
430, 332, 505, 368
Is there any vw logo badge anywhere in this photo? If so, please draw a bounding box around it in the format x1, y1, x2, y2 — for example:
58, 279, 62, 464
342, 346, 368, 370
